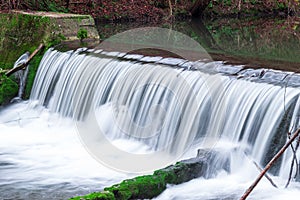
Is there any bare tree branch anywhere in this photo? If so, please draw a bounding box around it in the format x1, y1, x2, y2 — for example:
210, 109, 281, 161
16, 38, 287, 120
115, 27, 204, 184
240, 128, 300, 200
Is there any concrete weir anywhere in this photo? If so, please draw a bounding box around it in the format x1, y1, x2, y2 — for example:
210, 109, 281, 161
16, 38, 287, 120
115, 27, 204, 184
11, 10, 99, 41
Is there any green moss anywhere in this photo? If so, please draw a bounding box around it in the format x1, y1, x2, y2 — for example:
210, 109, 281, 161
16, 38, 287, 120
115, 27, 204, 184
104, 175, 166, 199
70, 161, 202, 200
0, 13, 66, 102
77, 28, 88, 42
70, 172, 169, 200
45, 33, 66, 49
0, 74, 18, 105
70, 191, 115, 200
24, 48, 47, 99
0, 14, 51, 69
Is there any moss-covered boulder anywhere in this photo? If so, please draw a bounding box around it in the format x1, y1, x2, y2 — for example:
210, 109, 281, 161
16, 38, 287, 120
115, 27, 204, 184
70, 149, 230, 200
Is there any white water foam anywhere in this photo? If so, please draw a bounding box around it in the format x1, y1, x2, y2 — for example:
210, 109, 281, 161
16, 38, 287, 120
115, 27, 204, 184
1, 48, 300, 199
0, 102, 133, 199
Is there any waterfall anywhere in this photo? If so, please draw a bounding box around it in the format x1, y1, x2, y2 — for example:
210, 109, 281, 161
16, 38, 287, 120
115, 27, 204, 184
29, 48, 300, 177
12, 51, 30, 101
2, 47, 300, 199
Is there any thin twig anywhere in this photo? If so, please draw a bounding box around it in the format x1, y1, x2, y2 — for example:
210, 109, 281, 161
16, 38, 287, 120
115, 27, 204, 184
294, 136, 300, 179
243, 151, 278, 188
286, 134, 300, 187
253, 161, 278, 188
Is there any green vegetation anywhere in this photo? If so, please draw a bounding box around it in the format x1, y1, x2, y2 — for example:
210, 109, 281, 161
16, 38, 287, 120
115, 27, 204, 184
70, 158, 210, 200
0, 73, 18, 105
0, 14, 51, 70
3, 0, 69, 13
77, 28, 88, 42
0, 13, 66, 105
2, 1, 299, 22
206, 0, 299, 17
0, 11, 100, 105
24, 50, 46, 99
69, 167, 176, 200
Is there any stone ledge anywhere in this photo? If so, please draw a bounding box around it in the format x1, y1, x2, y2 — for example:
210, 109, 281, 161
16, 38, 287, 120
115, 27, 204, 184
11, 10, 91, 19
9, 10, 99, 41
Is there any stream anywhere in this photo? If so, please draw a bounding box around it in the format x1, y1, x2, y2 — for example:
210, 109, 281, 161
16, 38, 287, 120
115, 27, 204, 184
1, 17, 300, 200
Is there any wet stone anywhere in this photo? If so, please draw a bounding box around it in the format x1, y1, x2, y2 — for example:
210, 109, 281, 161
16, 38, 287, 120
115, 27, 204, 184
94, 49, 103, 54
178, 61, 194, 70
193, 61, 218, 73
285, 74, 300, 87
237, 68, 266, 79
86, 49, 95, 53
216, 65, 243, 75
261, 71, 287, 82
123, 54, 144, 60
140, 56, 163, 63
102, 51, 121, 57
156, 58, 187, 66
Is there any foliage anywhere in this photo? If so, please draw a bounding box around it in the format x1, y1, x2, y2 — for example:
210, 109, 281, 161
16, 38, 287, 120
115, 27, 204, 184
0, 73, 18, 105
0, 13, 63, 101
205, 0, 300, 17
0, 14, 50, 69
1, 0, 68, 12
46, 33, 66, 48
77, 28, 88, 42
1, 0, 299, 21
24, 48, 47, 99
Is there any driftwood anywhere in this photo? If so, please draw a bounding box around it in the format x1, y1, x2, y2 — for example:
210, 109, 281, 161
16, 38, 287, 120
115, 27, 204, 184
240, 128, 300, 200
5, 44, 44, 77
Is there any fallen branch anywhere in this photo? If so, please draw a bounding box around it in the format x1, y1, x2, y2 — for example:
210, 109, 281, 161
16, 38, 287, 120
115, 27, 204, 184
253, 161, 278, 188
5, 44, 44, 77
240, 128, 300, 200
0, 69, 9, 74
243, 151, 278, 188
285, 135, 300, 188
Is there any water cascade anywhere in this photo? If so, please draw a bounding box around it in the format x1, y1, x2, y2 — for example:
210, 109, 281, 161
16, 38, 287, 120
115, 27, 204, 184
1, 48, 300, 199
11, 51, 30, 101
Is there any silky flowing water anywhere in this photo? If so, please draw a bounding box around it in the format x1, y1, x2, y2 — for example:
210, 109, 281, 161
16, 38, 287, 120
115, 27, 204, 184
1, 46, 300, 199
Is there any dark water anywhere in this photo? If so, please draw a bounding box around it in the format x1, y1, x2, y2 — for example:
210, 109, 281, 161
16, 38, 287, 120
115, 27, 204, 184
95, 17, 300, 71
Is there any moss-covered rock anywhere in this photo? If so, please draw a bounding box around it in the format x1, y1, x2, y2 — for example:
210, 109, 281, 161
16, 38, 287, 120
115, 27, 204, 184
70, 150, 230, 200
70, 191, 116, 200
